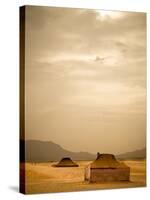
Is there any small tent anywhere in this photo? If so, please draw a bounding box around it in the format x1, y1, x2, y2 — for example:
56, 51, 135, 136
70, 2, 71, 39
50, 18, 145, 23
53, 157, 79, 167
85, 153, 130, 182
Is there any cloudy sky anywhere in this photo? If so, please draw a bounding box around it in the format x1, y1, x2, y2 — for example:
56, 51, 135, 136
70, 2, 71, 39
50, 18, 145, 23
25, 6, 146, 154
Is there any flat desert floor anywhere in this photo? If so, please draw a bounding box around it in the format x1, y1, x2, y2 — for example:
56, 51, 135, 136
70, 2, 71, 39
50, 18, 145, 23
22, 160, 146, 194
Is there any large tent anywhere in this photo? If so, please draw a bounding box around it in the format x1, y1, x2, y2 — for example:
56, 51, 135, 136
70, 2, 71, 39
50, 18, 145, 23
85, 153, 130, 182
53, 157, 79, 167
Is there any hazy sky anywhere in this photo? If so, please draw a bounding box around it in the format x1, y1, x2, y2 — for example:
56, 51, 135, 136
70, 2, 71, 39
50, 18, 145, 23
25, 6, 146, 154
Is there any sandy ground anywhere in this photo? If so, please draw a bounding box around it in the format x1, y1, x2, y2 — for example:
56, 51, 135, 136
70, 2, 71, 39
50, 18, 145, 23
22, 160, 146, 194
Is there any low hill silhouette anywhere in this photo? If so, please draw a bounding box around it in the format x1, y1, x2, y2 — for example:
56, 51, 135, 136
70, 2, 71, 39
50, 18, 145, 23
23, 140, 95, 162
21, 140, 146, 162
117, 148, 146, 160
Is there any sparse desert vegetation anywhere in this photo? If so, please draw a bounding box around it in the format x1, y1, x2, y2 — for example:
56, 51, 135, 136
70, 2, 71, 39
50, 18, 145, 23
22, 159, 146, 194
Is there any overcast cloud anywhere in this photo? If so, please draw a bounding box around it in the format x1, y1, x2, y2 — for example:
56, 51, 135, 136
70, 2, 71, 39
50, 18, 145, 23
25, 6, 146, 154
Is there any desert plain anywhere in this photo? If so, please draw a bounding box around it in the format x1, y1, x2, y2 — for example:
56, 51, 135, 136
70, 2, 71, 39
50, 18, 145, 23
21, 159, 146, 194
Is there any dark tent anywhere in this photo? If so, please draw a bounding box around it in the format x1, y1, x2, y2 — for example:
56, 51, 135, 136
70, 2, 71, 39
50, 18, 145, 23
53, 157, 79, 167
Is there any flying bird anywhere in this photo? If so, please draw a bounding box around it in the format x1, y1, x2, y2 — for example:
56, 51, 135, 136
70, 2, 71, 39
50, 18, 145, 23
94, 56, 111, 62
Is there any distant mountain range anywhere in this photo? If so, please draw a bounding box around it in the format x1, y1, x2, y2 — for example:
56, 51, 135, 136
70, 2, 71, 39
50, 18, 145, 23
24, 140, 95, 162
117, 148, 146, 160
22, 140, 146, 162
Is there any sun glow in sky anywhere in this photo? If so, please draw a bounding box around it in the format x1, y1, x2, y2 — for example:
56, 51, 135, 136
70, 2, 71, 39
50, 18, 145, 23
96, 10, 123, 19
